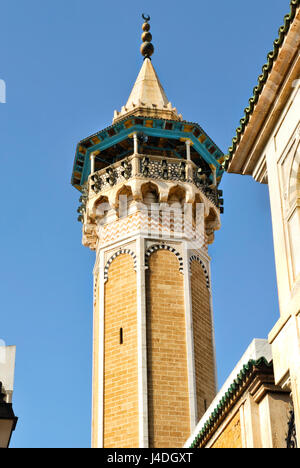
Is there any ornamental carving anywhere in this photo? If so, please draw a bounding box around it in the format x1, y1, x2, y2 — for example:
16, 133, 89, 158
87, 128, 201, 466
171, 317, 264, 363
145, 244, 184, 273
104, 248, 137, 282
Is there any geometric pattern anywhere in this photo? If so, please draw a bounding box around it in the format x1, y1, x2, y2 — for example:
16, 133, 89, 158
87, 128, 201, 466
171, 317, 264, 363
189, 255, 210, 289
99, 212, 142, 245
99, 209, 203, 246
145, 244, 184, 274
104, 248, 137, 281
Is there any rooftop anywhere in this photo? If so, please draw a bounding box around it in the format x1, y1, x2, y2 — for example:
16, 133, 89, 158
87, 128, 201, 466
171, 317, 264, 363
226, 0, 300, 174
184, 339, 273, 448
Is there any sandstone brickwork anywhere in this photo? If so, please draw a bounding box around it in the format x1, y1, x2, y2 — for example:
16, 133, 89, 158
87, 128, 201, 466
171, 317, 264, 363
190, 259, 216, 418
103, 254, 139, 448
146, 249, 190, 448
211, 412, 242, 449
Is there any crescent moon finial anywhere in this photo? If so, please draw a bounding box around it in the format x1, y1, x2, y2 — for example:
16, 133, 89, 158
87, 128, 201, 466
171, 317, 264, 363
140, 13, 154, 60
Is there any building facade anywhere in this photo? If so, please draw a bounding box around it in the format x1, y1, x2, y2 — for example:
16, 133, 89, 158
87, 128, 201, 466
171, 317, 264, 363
227, 0, 300, 448
71, 17, 225, 448
185, 0, 300, 450
185, 340, 292, 448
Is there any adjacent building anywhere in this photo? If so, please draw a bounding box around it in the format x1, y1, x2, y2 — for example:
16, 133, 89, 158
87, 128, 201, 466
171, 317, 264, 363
186, 0, 300, 449
227, 0, 300, 448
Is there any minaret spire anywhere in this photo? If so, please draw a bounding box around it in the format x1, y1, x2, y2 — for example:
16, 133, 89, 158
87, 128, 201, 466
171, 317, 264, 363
113, 14, 182, 123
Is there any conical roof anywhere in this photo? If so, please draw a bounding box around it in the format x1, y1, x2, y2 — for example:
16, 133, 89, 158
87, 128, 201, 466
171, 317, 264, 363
113, 58, 182, 123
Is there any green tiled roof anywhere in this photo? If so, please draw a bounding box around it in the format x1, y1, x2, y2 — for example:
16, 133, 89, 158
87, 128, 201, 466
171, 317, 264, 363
189, 357, 273, 448
225, 0, 300, 168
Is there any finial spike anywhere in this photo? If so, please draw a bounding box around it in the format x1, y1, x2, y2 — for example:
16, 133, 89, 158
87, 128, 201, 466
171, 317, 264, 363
140, 14, 154, 60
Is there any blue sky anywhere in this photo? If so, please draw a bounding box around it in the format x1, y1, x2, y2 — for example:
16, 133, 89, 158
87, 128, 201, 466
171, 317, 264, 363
0, 0, 289, 448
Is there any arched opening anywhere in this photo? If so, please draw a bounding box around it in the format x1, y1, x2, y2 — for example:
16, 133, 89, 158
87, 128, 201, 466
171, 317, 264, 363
115, 185, 134, 217
95, 195, 110, 218
141, 181, 159, 206
205, 207, 220, 245
167, 185, 186, 207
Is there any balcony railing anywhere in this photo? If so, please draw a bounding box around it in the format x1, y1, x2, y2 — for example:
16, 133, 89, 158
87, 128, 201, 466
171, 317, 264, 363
89, 153, 220, 207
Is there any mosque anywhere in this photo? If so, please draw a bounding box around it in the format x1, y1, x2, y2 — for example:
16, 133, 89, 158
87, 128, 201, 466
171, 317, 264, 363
71, 1, 300, 448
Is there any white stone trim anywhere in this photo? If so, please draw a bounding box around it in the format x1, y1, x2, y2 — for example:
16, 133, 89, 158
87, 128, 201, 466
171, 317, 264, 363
91, 272, 97, 447
182, 241, 198, 431
136, 236, 149, 447
97, 249, 105, 448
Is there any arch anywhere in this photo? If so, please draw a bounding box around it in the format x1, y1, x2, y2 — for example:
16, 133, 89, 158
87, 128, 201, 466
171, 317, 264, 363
205, 207, 221, 245
189, 255, 210, 289
115, 184, 134, 216
115, 184, 133, 201
167, 184, 186, 204
145, 244, 184, 273
206, 206, 219, 224
104, 248, 137, 281
141, 181, 160, 203
94, 195, 110, 218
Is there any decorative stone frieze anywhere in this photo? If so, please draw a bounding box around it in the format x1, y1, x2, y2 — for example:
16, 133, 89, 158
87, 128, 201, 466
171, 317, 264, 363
104, 248, 137, 282
189, 255, 210, 289
79, 153, 222, 250
145, 243, 184, 273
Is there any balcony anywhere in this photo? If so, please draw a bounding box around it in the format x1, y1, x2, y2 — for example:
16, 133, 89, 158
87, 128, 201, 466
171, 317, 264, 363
88, 153, 220, 208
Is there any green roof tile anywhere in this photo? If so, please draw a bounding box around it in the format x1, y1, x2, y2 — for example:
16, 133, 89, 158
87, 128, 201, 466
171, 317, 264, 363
188, 357, 272, 448
225, 0, 300, 168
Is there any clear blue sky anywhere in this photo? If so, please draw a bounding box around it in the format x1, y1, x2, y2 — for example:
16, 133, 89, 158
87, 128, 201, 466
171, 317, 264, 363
0, 0, 289, 448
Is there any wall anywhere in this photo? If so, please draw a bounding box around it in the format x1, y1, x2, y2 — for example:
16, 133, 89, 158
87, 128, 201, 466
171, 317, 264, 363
103, 253, 139, 448
211, 412, 242, 449
190, 259, 216, 417
146, 249, 190, 448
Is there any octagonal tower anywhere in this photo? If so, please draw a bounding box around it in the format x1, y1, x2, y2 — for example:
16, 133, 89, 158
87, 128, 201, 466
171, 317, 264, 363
71, 16, 225, 448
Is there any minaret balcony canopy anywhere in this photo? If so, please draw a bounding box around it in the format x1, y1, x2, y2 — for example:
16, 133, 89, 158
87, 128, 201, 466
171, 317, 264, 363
71, 115, 225, 191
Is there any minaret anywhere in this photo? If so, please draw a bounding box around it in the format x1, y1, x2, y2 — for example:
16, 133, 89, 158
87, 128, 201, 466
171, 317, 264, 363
71, 15, 225, 448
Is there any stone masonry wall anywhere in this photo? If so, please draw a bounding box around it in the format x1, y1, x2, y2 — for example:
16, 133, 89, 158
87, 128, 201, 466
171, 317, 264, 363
190, 260, 216, 419
146, 249, 190, 448
211, 412, 242, 449
103, 254, 139, 448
